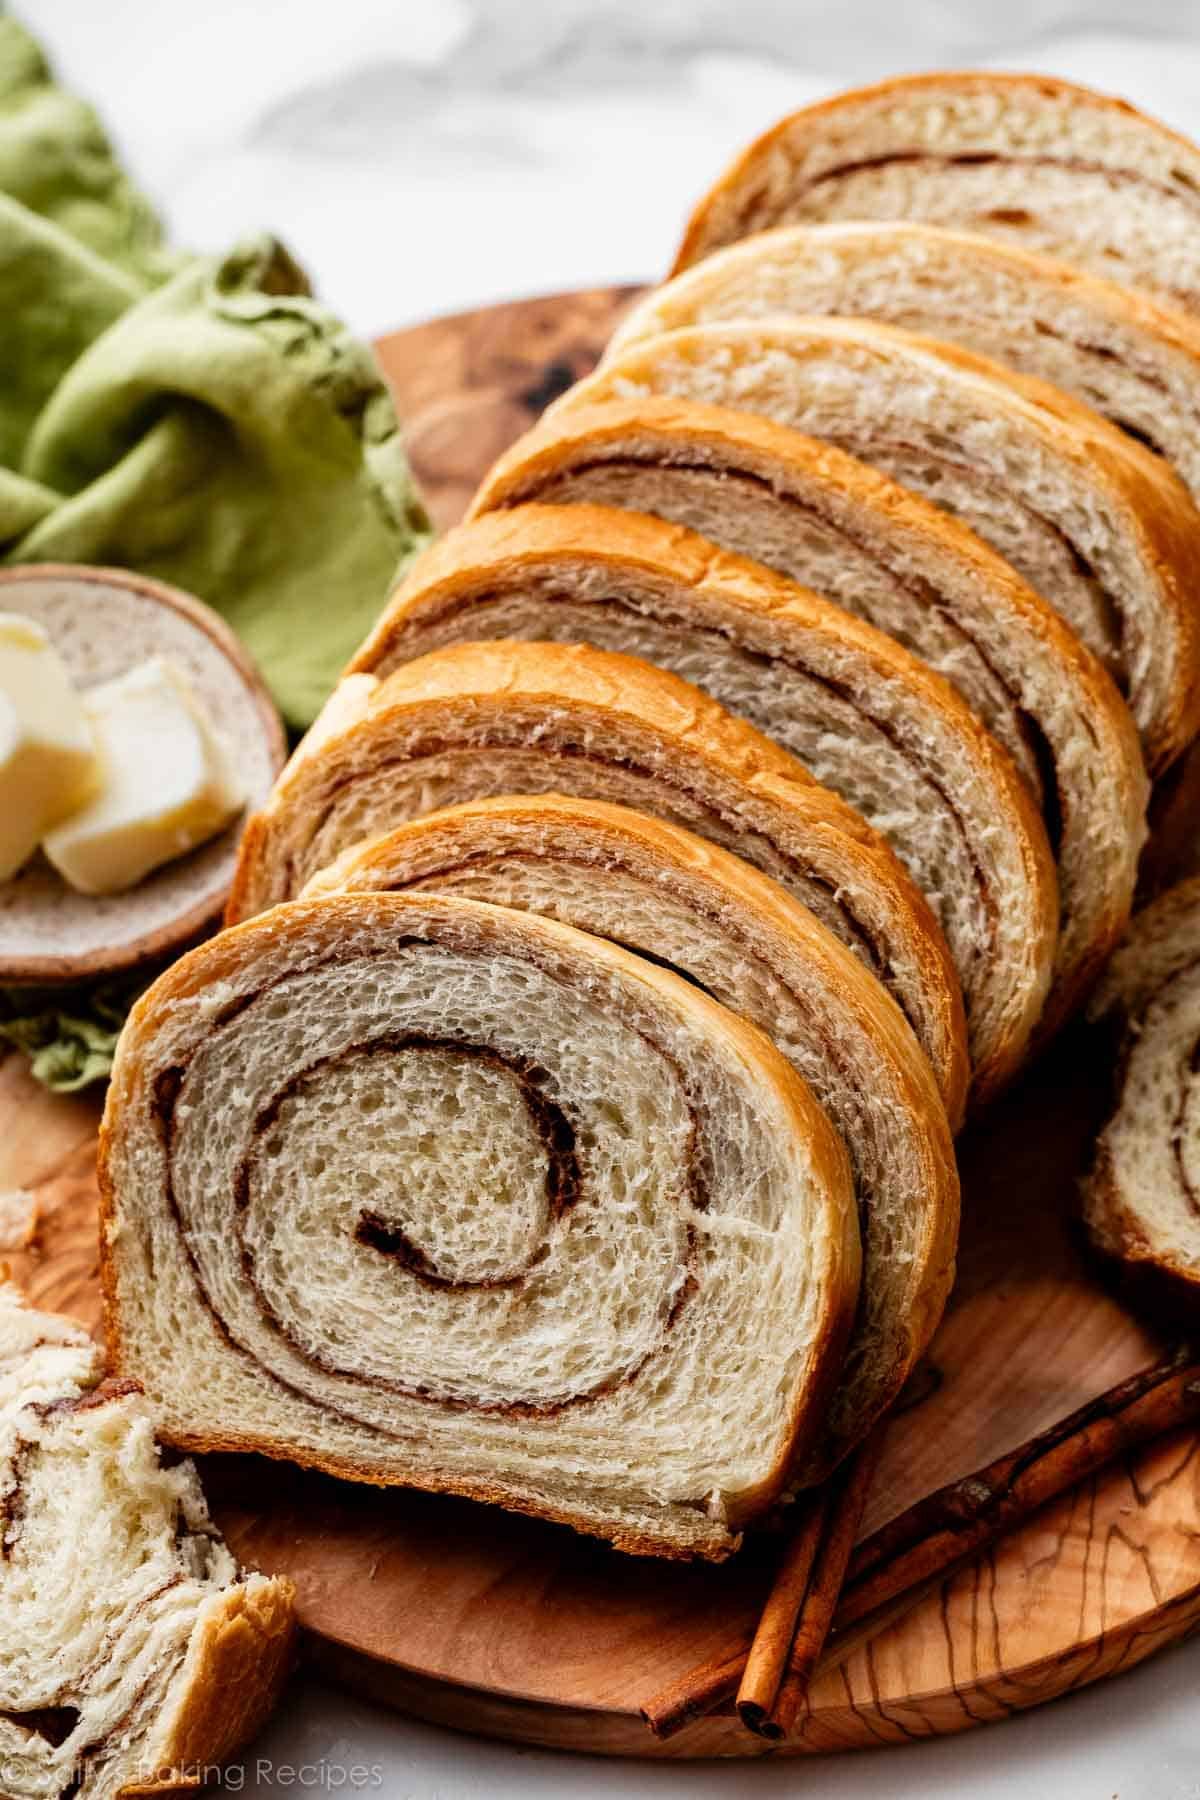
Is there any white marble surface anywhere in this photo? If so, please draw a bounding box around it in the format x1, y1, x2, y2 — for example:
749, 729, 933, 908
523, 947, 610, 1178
22, 1, 1200, 1793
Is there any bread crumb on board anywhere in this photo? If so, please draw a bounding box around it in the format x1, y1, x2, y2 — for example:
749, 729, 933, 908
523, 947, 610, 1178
0, 1188, 39, 1251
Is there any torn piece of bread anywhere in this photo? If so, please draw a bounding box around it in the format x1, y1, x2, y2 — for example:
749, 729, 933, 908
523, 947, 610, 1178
560, 318, 1188, 776
303, 797, 960, 1479
671, 71, 1200, 316
614, 221, 1200, 511
100, 891, 861, 1560
353, 505, 1057, 1102
227, 639, 969, 1125
0, 1192, 37, 1253
475, 397, 1147, 1037
1083, 878, 1200, 1304
0, 1282, 294, 1800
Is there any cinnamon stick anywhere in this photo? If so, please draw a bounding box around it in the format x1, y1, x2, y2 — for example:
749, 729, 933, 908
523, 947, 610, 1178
643, 1434, 880, 1740
836, 1346, 1200, 1633
640, 1647, 746, 1740
639, 1347, 1200, 1742
733, 1488, 830, 1733
761, 1430, 884, 1738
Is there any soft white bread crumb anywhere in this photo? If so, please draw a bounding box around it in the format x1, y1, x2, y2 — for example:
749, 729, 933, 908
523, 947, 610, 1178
0, 1191, 37, 1253
672, 72, 1200, 317
0, 1282, 294, 1799
100, 890, 862, 1558
1083, 878, 1200, 1299
304, 795, 960, 1480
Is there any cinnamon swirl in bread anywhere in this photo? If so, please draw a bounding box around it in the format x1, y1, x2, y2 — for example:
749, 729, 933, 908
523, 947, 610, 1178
563, 321, 1185, 776
227, 641, 969, 1122
304, 796, 960, 1478
474, 400, 1148, 1035
353, 505, 1056, 1100
0, 1283, 294, 1800
671, 72, 1200, 318
1083, 879, 1200, 1305
615, 221, 1200, 513
99, 893, 861, 1559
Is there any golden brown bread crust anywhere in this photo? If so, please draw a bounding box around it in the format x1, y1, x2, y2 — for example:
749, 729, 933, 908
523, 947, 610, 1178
303, 794, 961, 1475
464, 396, 1149, 1040
99, 889, 862, 1558
607, 230, 1200, 764
630, 219, 1200, 380
227, 638, 970, 1126
671, 69, 1200, 284
131, 1579, 298, 1795
352, 501, 1057, 1103
554, 322, 1191, 777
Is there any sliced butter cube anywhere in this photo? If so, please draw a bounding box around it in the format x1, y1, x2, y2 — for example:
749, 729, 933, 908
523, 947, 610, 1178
0, 613, 99, 882
44, 658, 244, 896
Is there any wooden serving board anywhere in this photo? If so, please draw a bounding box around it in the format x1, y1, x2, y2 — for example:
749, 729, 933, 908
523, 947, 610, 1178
6, 286, 1200, 1761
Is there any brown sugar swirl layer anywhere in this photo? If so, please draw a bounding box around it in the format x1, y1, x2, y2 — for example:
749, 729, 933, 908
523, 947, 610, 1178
671, 72, 1200, 317
305, 796, 960, 1481
228, 639, 970, 1126
353, 506, 1058, 1103
99, 892, 861, 1560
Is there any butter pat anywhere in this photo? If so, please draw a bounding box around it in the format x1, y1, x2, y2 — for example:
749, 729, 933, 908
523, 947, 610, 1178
44, 659, 244, 895
0, 614, 99, 881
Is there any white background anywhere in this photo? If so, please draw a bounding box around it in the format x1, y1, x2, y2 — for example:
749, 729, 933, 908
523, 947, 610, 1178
22, 1, 1200, 1793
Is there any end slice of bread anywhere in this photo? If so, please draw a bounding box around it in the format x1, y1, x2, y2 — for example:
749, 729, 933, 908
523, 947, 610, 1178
0, 1281, 295, 1799
303, 795, 960, 1481
99, 891, 861, 1559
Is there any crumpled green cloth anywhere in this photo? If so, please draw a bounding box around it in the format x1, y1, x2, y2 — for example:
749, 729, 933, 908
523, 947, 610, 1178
0, 19, 431, 727
0, 18, 433, 1088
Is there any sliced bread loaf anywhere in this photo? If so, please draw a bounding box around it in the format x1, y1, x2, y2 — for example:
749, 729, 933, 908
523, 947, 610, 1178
303, 796, 960, 1478
228, 639, 969, 1125
671, 71, 1200, 316
99, 891, 861, 1559
353, 505, 1056, 1101
616, 220, 1200, 510
561, 319, 1189, 775
473, 398, 1148, 1036
0, 1281, 294, 1799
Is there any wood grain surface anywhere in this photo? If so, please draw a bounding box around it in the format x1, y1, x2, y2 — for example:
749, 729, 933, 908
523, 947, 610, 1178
3, 287, 1198, 1761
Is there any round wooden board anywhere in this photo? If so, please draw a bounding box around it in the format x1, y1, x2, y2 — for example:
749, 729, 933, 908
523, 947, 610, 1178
5, 286, 1200, 1760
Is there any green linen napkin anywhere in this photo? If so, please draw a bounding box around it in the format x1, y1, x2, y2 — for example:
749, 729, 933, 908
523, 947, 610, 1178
0, 17, 433, 1088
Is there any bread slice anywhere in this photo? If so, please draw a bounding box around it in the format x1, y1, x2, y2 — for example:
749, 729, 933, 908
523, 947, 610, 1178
228, 640, 969, 1123
0, 566, 285, 985
671, 71, 1200, 316
563, 319, 1185, 775
354, 505, 1056, 1102
100, 890, 861, 1560
618, 220, 1200, 512
474, 398, 1148, 1037
1082, 878, 1200, 1303
0, 1280, 294, 1799
303, 796, 959, 1480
